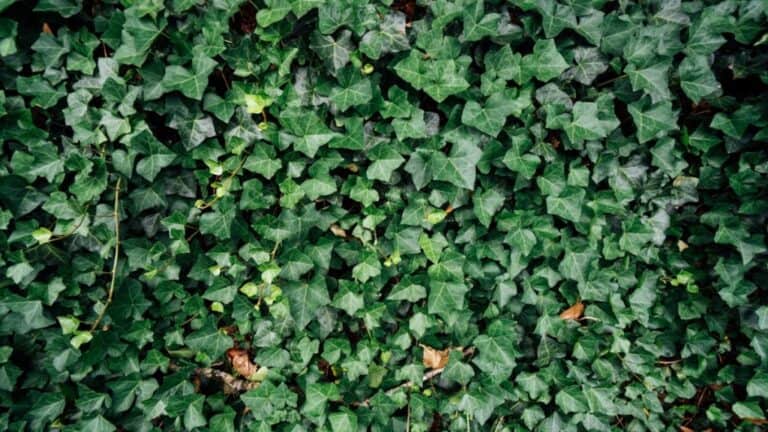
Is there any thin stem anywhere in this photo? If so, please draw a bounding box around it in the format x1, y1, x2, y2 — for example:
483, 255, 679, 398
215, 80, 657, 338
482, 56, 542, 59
595, 74, 626, 88
198, 155, 248, 210
90, 178, 122, 332
24, 205, 91, 253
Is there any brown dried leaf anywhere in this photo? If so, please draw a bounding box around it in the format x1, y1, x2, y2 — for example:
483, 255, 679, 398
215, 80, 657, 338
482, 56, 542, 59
679, 426, 694, 432
559, 301, 584, 320
42, 23, 53, 34
330, 224, 347, 238
745, 418, 768, 425
677, 240, 689, 252
420, 344, 450, 370
346, 163, 359, 173
227, 348, 258, 378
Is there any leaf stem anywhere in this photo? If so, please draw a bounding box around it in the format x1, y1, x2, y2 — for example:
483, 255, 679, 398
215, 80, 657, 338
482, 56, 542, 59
90, 178, 122, 332
198, 154, 248, 210
595, 74, 626, 88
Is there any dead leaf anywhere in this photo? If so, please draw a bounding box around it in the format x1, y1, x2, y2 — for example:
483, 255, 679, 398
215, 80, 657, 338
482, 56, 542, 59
346, 163, 359, 173
330, 224, 347, 238
559, 301, 584, 320
745, 418, 768, 425
42, 23, 53, 35
679, 427, 694, 432
420, 344, 450, 370
226, 348, 258, 378
677, 240, 689, 252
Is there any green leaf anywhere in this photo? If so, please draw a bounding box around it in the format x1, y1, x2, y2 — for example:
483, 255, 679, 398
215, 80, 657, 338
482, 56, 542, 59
114, 14, 165, 65
367, 143, 405, 183
733, 401, 765, 420
462, 0, 500, 42
564, 47, 608, 85
679, 55, 721, 103
360, 13, 409, 59
16, 76, 66, 108
244, 144, 282, 179
184, 318, 234, 359
280, 108, 339, 158
310, 30, 353, 73
461, 89, 517, 137
430, 141, 482, 189
564, 101, 619, 143
77, 415, 117, 432
284, 276, 330, 330
328, 409, 358, 432
330, 67, 373, 112
472, 320, 519, 381
628, 100, 679, 143
473, 187, 505, 228
524, 39, 569, 82
428, 280, 468, 319
555, 386, 589, 414
546, 187, 586, 223
626, 62, 672, 104
162, 54, 217, 100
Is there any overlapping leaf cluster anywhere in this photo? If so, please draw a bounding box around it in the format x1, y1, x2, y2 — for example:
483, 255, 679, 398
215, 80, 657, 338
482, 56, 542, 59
0, 0, 767, 430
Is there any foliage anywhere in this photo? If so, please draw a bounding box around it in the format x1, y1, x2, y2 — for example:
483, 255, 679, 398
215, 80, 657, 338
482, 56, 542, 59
0, 0, 767, 431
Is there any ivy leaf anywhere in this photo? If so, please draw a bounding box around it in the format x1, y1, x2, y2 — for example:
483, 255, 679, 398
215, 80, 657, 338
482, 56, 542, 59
280, 108, 339, 158
626, 62, 672, 104
428, 280, 468, 319
628, 100, 679, 143
184, 318, 234, 359
546, 187, 586, 223
244, 143, 282, 179
330, 67, 373, 112
564, 47, 608, 85
360, 12, 409, 59
462, 0, 500, 42
162, 54, 217, 100
564, 101, 619, 143
472, 320, 519, 381
114, 13, 165, 66
367, 143, 405, 183
310, 30, 353, 73
524, 39, 569, 82
430, 141, 482, 189
473, 187, 505, 228
679, 55, 721, 103
16, 76, 66, 108
461, 89, 517, 137
284, 276, 330, 330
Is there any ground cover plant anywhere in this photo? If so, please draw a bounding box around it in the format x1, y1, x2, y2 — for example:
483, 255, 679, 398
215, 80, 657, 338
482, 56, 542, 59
0, 0, 767, 430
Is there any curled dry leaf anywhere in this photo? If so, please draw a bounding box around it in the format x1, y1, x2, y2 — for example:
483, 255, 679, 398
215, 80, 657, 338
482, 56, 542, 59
330, 224, 347, 238
42, 23, 53, 34
420, 344, 451, 370
346, 163, 359, 173
226, 348, 259, 378
559, 301, 585, 320
677, 240, 689, 252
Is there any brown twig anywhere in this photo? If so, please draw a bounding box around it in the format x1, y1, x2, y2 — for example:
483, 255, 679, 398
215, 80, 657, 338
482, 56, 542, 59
90, 178, 122, 332
169, 362, 259, 394
355, 347, 475, 407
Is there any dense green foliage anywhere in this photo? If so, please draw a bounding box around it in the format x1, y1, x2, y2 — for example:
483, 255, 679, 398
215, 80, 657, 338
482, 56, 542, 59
0, 0, 768, 430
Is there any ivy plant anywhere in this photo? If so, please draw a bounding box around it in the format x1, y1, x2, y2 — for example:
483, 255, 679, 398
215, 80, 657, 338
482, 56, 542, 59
1, 0, 768, 431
